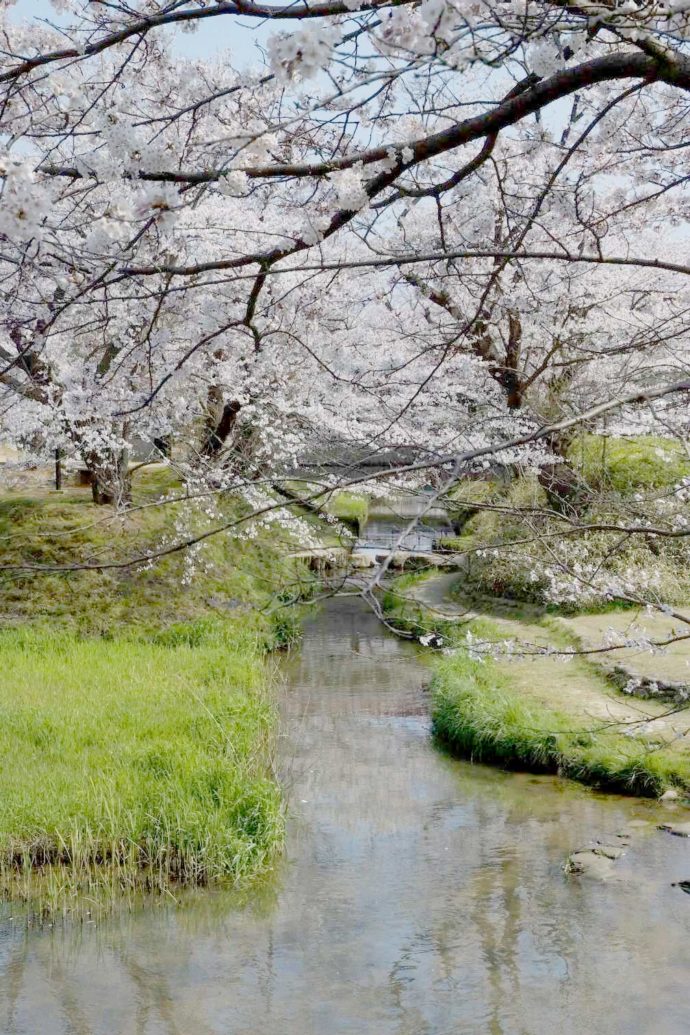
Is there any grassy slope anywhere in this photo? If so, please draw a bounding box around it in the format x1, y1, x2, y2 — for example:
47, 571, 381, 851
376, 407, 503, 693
386, 439, 690, 795
439, 436, 690, 607
0, 470, 311, 907
0, 470, 309, 637
282, 478, 369, 532
327, 489, 369, 528
432, 650, 690, 796
0, 629, 281, 899
570, 434, 690, 494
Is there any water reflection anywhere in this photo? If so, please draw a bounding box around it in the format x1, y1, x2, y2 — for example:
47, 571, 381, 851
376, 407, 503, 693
1, 598, 689, 1033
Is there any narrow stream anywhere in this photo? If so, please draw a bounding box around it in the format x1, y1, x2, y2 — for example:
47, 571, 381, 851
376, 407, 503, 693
358, 495, 456, 554
1, 597, 689, 1033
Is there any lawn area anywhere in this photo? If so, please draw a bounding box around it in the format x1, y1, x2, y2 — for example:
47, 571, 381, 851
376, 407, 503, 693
432, 648, 690, 797
0, 470, 310, 636
0, 471, 312, 909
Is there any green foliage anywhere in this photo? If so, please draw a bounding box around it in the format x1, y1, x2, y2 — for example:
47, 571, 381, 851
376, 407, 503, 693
439, 458, 690, 609
383, 570, 690, 797
448, 479, 500, 505
280, 479, 368, 531
432, 652, 690, 796
0, 629, 284, 905
381, 569, 452, 639
0, 472, 309, 641
445, 478, 500, 525
569, 434, 690, 495
0, 473, 315, 909
325, 490, 369, 529
455, 474, 546, 542
441, 478, 550, 603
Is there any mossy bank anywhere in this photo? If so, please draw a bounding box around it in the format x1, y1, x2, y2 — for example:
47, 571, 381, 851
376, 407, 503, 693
440, 434, 690, 609
0, 470, 313, 911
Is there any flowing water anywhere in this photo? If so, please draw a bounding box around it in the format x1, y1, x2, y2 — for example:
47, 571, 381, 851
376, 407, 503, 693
358, 516, 454, 553
357, 494, 456, 554
1, 597, 689, 1033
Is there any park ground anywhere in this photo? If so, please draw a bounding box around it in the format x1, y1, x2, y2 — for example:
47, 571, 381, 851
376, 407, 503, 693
1, 433, 689, 909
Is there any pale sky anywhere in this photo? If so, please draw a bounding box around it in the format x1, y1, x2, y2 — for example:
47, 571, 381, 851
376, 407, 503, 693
9, 2, 572, 142
10, 0, 271, 63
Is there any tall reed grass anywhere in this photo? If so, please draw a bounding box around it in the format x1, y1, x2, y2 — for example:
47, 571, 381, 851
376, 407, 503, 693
0, 622, 284, 911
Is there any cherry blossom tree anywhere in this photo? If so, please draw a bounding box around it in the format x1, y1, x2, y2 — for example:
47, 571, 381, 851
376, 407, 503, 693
0, 0, 688, 625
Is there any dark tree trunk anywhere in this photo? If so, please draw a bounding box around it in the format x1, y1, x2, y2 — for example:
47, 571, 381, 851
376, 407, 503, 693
84, 450, 131, 506
152, 436, 171, 458
491, 311, 523, 409
201, 387, 241, 457
538, 461, 589, 513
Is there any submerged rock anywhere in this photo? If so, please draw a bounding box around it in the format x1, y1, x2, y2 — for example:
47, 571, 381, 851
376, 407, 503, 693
565, 842, 626, 879
592, 844, 625, 860
565, 850, 616, 879
659, 821, 690, 838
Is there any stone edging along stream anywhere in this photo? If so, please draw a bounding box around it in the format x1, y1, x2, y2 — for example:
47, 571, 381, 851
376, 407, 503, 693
597, 662, 689, 706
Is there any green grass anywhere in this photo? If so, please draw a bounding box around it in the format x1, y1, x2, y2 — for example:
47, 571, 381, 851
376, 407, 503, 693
281, 479, 369, 531
0, 472, 311, 638
381, 571, 690, 797
432, 652, 690, 797
0, 473, 315, 911
436, 454, 690, 608
0, 625, 283, 907
325, 490, 369, 529
381, 569, 447, 637
445, 478, 500, 515
568, 434, 690, 495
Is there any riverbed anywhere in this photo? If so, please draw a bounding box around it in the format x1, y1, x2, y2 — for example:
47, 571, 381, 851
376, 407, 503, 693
1, 596, 689, 1033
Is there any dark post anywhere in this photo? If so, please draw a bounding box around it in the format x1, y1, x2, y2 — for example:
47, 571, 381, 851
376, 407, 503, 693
54, 448, 62, 491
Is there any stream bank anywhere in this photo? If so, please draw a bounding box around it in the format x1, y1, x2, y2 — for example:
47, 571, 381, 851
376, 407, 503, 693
0, 478, 313, 908
385, 569, 690, 796
2, 595, 690, 1033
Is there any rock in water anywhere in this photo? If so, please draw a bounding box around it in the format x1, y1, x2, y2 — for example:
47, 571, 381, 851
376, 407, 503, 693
592, 844, 625, 860
659, 822, 690, 838
565, 845, 622, 879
